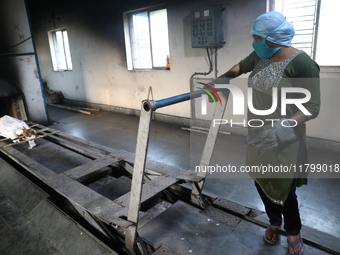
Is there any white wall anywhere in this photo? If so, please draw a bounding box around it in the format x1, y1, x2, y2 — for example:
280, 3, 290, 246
307, 71, 340, 142
0, 0, 48, 123
28, 0, 340, 143
30, 0, 264, 117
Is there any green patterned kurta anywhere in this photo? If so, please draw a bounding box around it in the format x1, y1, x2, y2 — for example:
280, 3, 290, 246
238, 50, 320, 205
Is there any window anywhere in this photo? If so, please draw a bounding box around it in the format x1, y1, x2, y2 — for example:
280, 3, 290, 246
48, 29, 73, 71
123, 7, 170, 70
273, 0, 340, 66
313, 0, 340, 66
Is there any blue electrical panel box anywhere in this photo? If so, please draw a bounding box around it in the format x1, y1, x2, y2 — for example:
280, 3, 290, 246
191, 5, 224, 48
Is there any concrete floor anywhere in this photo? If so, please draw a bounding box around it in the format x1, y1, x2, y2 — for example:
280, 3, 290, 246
1, 105, 339, 254
0, 156, 118, 255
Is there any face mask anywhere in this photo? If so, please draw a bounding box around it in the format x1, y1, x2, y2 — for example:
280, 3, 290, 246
252, 38, 281, 59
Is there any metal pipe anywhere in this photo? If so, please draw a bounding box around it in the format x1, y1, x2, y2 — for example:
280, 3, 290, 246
189, 47, 213, 80
214, 48, 218, 79
142, 87, 225, 112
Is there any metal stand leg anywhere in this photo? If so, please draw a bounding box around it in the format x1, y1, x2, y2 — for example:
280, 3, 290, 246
126, 105, 152, 254
191, 90, 230, 208
124, 86, 229, 251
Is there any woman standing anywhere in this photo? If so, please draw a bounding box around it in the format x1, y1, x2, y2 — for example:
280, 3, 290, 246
223, 11, 320, 255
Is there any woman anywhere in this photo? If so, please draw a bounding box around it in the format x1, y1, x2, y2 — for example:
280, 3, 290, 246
223, 11, 320, 255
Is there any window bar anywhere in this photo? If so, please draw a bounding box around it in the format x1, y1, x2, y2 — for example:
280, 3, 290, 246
148, 11, 155, 69
283, 4, 316, 11
282, 0, 316, 6
53, 31, 62, 70
311, 0, 321, 60
285, 15, 315, 20
280, 0, 317, 58
61, 31, 69, 70
284, 0, 316, 3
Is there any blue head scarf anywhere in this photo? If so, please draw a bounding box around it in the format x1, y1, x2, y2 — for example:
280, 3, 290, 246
251, 11, 295, 46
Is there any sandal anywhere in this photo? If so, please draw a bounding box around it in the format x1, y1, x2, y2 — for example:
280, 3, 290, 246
287, 233, 304, 255
263, 226, 280, 245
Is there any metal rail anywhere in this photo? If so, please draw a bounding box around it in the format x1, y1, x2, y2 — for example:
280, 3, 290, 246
0, 102, 338, 254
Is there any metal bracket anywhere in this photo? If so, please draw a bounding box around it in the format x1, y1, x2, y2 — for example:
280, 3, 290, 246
125, 105, 152, 254
125, 86, 230, 250
190, 180, 208, 208
190, 89, 230, 208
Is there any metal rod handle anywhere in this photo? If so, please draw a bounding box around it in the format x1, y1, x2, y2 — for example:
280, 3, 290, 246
143, 87, 225, 112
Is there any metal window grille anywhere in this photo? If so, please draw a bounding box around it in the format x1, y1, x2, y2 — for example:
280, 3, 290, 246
128, 8, 170, 70
275, 0, 318, 57
49, 29, 73, 71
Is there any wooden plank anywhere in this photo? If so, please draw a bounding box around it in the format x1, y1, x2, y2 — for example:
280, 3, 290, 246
0, 136, 11, 142
48, 103, 92, 115
75, 106, 101, 111
191, 126, 231, 135
63, 154, 119, 180
3, 131, 60, 148
182, 126, 232, 136
34, 124, 112, 156
34, 127, 50, 133
28, 123, 39, 128
0, 127, 49, 142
